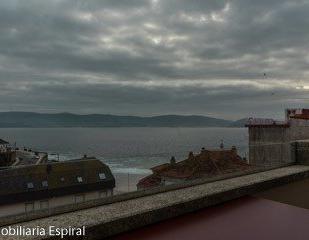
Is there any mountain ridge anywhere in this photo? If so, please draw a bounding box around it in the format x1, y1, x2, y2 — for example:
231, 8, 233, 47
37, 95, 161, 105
0, 112, 247, 128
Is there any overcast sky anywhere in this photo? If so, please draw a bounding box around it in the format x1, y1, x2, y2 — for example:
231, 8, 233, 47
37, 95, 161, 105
1, 0, 309, 119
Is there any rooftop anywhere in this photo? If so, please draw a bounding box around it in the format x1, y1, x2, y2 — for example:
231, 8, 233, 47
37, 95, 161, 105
287, 108, 309, 120
245, 118, 289, 127
0, 139, 9, 145
0, 158, 115, 205
246, 108, 309, 128
138, 147, 250, 189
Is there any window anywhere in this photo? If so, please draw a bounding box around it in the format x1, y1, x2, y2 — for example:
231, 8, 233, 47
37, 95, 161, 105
42, 180, 48, 187
77, 176, 83, 183
25, 202, 34, 213
99, 173, 106, 180
27, 182, 34, 189
75, 194, 85, 203
40, 200, 49, 210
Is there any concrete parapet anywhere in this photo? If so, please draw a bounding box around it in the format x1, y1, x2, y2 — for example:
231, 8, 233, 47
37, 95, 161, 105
3, 165, 309, 240
294, 140, 309, 165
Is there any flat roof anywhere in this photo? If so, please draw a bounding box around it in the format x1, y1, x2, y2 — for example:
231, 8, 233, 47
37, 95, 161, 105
114, 196, 309, 240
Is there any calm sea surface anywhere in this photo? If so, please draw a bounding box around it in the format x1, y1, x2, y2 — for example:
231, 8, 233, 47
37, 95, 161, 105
0, 127, 248, 191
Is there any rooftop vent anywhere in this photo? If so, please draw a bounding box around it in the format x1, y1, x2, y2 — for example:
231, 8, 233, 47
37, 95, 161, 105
170, 156, 176, 165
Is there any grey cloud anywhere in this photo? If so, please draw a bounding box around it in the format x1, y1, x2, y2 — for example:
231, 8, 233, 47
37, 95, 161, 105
0, 0, 309, 119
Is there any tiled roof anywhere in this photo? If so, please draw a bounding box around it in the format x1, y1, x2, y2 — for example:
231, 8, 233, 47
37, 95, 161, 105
137, 148, 250, 189
137, 174, 161, 189
151, 163, 170, 173
290, 114, 309, 120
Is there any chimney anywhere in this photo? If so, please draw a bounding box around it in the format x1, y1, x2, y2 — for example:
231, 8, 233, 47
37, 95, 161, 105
220, 140, 224, 149
170, 156, 176, 165
231, 146, 237, 154
201, 147, 206, 153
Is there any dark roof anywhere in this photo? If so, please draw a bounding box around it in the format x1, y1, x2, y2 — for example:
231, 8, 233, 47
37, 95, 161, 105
0, 158, 115, 205
0, 139, 9, 145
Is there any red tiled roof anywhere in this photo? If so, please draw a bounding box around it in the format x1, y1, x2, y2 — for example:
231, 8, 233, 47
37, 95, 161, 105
137, 148, 250, 189
151, 163, 170, 173
287, 108, 309, 120
137, 174, 161, 189
290, 114, 309, 120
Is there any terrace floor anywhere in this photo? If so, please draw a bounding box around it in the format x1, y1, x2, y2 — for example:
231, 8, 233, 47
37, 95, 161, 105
112, 195, 309, 240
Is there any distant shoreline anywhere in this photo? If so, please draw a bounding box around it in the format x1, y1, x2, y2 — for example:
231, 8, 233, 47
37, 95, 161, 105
0, 126, 246, 128
0, 112, 248, 128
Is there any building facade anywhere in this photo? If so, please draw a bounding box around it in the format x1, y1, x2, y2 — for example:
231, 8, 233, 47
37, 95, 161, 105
247, 108, 309, 166
0, 157, 115, 217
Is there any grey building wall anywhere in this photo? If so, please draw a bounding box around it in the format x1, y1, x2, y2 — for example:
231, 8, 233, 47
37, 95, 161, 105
294, 141, 309, 165
248, 118, 309, 166
248, 127, 291, 166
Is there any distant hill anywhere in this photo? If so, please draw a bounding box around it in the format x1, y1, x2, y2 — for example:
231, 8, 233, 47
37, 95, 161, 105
229, 118, 249, 127
0, 112, 246, 128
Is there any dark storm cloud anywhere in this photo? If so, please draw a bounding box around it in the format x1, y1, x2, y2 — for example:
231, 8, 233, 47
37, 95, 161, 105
0, 0, 309, 119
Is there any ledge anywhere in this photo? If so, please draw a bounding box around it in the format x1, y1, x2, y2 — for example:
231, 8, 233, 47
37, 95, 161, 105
5, 165, 309, 240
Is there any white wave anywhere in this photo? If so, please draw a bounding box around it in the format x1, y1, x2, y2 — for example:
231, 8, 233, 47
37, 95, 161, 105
110, 166, 152, 175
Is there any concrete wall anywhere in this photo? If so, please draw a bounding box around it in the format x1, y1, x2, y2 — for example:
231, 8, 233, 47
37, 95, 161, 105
6, 165, 309, 240
293, 141, 309, 165
248, 127, 292, 166
248, 118, 309, 166
0, 189, 113, 218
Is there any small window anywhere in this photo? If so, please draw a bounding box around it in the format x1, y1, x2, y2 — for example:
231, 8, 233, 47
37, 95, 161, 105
27, 182, 34, 189
77, 176, 83, 183
99, 173, 106, 180
25, 202, 34, 213
40, 200, 49, 210
42, 180, 48, 187
60, 177, 65, 182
